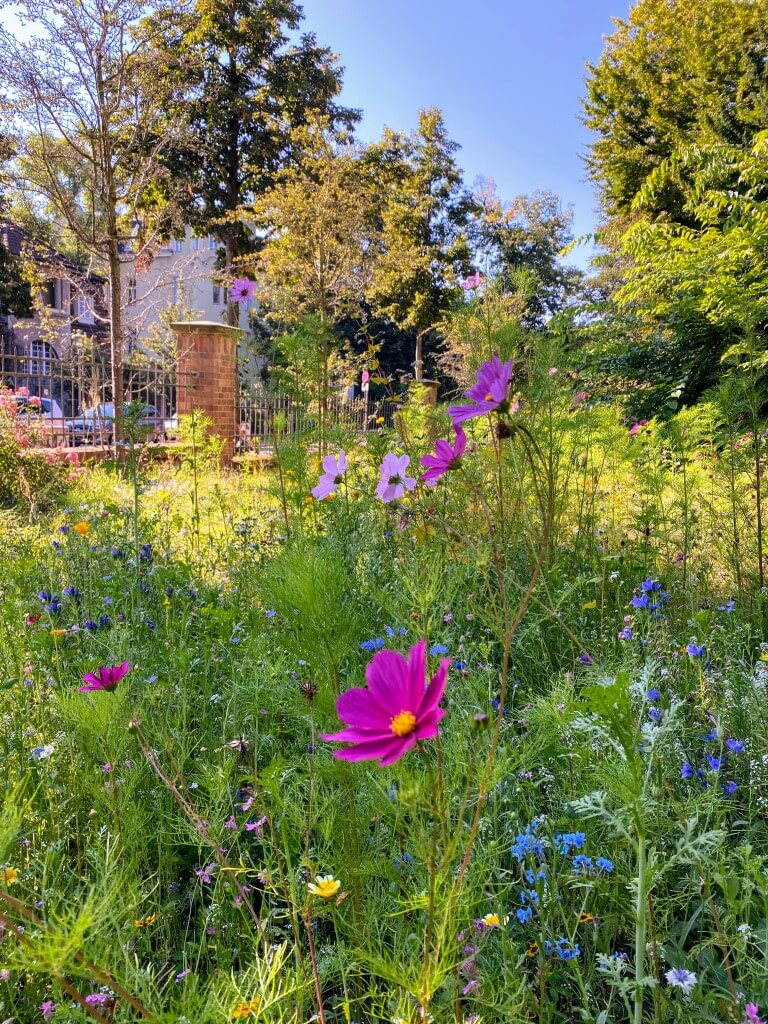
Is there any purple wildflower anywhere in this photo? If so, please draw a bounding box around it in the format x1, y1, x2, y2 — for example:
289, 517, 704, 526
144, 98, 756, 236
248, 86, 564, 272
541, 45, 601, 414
448, 355, 513, 425
376, 453, 416, 503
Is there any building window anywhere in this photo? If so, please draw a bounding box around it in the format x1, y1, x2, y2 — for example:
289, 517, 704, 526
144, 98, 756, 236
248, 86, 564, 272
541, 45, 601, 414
172, 238, 182, 253
223, 287, 228, 306
193, 235, 200, 250
208, 236, 217, 250
76, 295, 94, 324
212, 283, 220, 305
127, 276, 137, 304
29, 340, 55, 375
43, 281, 56, 307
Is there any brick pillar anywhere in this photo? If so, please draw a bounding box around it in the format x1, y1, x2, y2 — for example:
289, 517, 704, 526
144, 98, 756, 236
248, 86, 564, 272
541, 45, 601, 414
171, 321, 241, 467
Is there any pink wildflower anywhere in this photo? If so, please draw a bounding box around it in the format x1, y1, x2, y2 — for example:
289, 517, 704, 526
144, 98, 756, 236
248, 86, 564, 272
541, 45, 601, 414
230, 277, 256, 303
321, 639, 450, 766
462, 271, 483, 290
629, 419, 649, 436
448, 355, 513, 425
40, 1000, 57, 1020
312, 450, 347, 500
745, 1005, 764, 1024
376, 453, 416, 503
420, 427, 467, 486
78, 662, 130, 692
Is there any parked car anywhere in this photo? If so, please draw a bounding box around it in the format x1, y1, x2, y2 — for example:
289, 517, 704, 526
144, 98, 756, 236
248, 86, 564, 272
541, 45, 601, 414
13, 395, 67, 446
66, 402, 174, 446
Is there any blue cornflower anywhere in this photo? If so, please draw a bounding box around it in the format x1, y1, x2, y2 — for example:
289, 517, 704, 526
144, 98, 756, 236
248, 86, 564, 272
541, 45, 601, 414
554, 938, 580, 960
702, 728, 718, 742
520, 888, 540, 905
572, 855, 593, 874
525, 868, 547, 884
578, 652, 593, 665
648, 707, 662, 723
62, 586, 81, 601
394, 852, 413, 870
46, 598, 62, 615
102, 596, 113, 606
516, 906, 534, 924
687, 642, 705, 657
139, 543, 153, 561
384, 626, 407, 637
83, 620, 98, 632
265, 609, 276, 618
511, 822, 544, 862
98, 614, 111, 628
640, 578, 662, 593
57, 524, 69, 534
716, 600, 736, 613
726, 739, 745, 754
696, 768, 709, 788
360, 637, 385, 652
144, 618, 156, 631
631, 593, 649, 609
646, 688, 661, 701
594, 857, 614, 873
680, 762, 694, 779
617, 627, 633, 641
166, 586, 175, 597
110, 546, 126, 559
38, 591, 52, 603
555, 832, 587, 855
454, 660, 466, 670
429, 643, 449, 656
722, 781, 738, 796
51, 541, 61, 551
706, 755, 722, 771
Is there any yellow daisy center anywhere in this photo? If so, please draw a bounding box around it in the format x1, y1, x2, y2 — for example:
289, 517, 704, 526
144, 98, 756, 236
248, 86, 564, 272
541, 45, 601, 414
390, 710, 417, 737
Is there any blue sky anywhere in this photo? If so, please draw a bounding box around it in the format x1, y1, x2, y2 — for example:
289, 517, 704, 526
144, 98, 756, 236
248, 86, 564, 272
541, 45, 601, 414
300, 0, 627, 268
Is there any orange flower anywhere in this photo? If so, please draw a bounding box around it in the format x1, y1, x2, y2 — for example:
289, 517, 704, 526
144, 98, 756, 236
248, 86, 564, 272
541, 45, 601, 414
525, 940, 539, 958
232, 997, 260, 1018
51, 629, 67, 638
579, 912, 594, 924
73, 522, 89, 536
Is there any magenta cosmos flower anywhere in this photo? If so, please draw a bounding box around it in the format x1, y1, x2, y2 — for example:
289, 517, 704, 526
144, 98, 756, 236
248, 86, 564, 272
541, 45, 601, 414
376, 453, 416, 503
448, 355, 513, 426
230, 277, 256, 303
322, 639, 450, 765
312, 450, 347, 500
462, 271, 483, 290
78, 661, 131, 692
420, 427, 467, 486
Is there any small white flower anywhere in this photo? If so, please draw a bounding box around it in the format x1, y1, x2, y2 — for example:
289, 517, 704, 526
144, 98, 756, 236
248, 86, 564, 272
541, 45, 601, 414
665, 967, 697, 994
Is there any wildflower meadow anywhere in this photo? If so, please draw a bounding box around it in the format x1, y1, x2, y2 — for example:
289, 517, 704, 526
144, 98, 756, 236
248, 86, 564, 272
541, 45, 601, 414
2, 319, 768, 1024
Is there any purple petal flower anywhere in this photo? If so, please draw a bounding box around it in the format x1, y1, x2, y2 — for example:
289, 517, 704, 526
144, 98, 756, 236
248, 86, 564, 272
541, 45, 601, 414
78, 662, 131, 692
312, 450, 347, 500
376, 453, 416, 503
420, 427, 467, 486
322, 639, 450, 766
230, 277, 256, 303
448, 355, 513, 425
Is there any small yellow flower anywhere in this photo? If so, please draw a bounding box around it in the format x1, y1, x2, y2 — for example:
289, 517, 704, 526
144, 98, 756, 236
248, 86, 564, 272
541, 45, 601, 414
578, 912, 594, 924
375, 416, 385, 425
2, 867, 19, 885
525, 940, 539, 958
581, 600, 597, 611
73, 522, 89, 536
304, 495, 314, 505
480, 912, 507, 928
232, 997, 260, 1018
50, 629, 67, 638
760, 651, 768, 663
307, 874, 340, 899
133, 913, 157, 928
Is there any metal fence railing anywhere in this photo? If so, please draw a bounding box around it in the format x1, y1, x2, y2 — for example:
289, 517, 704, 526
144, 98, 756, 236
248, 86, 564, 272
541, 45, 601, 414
235, 387, 401, 452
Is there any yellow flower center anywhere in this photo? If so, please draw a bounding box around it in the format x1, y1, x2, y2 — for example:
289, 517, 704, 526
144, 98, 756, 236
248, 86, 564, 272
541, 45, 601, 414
484, 392, 493, 401
390, 710, 417, 737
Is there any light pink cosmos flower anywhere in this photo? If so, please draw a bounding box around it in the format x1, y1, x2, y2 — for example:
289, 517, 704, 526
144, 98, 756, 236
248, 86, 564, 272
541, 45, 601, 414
321, 639, 450, 766
312, 450, 347, 500
448, 355, 513, 426
376, 453, 416, 503
572, 391, 588, 405
78, 662, 130, 692
462, 271, 483, 290
745, 1005, 764, 1024
420, 427, 467, 486
230, 277, 256, 303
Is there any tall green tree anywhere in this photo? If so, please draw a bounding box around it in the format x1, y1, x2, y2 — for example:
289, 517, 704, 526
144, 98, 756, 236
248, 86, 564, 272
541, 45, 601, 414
145, 0, 357, 325
0, 0, 184, 437
583, 0, 768, 224
364, 108, 473, 380
472, 180, 583, 324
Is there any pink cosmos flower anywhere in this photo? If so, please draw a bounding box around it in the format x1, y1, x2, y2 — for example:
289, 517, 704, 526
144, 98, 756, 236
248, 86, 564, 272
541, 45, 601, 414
78, 662, 130, 692
230, 277, 256, 303
321, 639, 450, 766
376, 453, 416, 503
462, 271, 483, 290
448, 355, 513, 425
312, 450, 347, 500
629, 419, 648, 436
572, 391, 588, 405
420, 427, 467, 486
40, 1000, 57, 1021
745, 1005, 764, 1024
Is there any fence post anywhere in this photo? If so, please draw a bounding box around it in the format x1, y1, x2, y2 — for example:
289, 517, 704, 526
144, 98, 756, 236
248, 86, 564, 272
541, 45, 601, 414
171, 320, 241, 467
